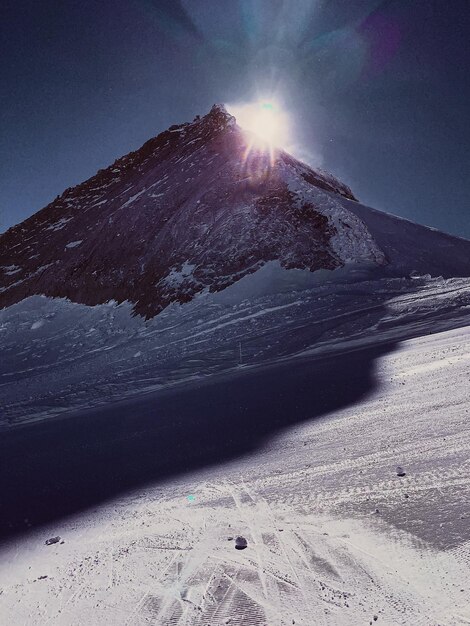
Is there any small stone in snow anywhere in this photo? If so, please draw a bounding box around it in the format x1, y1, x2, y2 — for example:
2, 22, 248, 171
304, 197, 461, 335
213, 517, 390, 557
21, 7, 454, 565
45, 536, 61, 546
235, 536, 248, 550
396, 466, 406, 477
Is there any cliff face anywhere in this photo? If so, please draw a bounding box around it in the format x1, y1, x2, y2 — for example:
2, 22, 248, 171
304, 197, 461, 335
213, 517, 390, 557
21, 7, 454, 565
6, 103, 467, 318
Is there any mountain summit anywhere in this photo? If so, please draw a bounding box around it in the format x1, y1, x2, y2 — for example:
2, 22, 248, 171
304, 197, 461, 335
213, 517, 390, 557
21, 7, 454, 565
1, 104, 469, 316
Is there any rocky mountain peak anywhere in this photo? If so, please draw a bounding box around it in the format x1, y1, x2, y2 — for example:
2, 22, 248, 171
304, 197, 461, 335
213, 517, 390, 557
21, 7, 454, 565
2, 104, 468, 318
207, 103, 235, 124
0, 105, 386, 316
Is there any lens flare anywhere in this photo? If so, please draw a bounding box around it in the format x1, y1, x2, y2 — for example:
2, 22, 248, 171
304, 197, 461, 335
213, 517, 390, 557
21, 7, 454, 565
226, 100, 290, 173
226, 100, 289, 149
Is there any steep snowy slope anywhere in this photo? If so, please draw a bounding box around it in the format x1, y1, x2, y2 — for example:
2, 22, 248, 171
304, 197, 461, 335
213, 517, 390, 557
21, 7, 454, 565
1, 104, 469, 317
339, 196, 470, 277
2, 269, 470, 428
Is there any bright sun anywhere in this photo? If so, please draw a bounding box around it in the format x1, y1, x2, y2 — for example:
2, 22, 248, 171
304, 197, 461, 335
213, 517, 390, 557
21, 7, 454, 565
226, 100, 289, 149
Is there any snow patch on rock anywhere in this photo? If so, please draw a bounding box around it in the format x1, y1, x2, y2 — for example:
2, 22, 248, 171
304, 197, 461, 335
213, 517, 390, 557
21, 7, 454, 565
280, 158, 386, 266
161, 262, 196, 287
65, 240, 83, 249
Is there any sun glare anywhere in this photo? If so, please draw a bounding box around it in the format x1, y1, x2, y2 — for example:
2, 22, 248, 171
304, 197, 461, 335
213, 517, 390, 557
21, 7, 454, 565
226, 100, 289, 150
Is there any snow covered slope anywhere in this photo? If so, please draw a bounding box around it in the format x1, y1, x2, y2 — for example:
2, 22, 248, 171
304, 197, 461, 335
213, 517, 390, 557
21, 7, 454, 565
1, 324, 470, 625
339, 196, 470, 278
1, 266, 470, 428
1, 104, 469, 317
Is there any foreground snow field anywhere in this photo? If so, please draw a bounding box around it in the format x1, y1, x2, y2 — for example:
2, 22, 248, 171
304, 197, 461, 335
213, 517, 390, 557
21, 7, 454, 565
1, 318, 470, 624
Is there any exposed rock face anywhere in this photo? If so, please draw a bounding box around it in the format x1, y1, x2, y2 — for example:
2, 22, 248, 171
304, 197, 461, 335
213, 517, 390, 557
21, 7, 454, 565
0, 104, 395, 316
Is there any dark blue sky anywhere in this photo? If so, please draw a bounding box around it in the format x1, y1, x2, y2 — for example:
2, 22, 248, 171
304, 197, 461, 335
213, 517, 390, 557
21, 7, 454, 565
1, 0, 469, 237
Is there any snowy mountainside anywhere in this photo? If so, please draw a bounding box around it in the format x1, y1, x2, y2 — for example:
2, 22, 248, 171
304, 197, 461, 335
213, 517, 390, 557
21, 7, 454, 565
0, 104, 381, 318
339, 195, 470, 277
1, 266, 470, 427
1, 103, 469, 318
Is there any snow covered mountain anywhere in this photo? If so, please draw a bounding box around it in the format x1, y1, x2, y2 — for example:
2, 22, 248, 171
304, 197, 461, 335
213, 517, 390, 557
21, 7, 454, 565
1, 103, 468, 317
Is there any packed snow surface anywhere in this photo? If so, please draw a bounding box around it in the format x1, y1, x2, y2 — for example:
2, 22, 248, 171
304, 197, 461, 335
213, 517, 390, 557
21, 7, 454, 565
0, 324, 469, 624
1, 265, 470, 625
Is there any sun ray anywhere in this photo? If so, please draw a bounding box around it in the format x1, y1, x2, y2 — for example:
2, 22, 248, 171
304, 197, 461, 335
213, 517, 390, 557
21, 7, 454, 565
226, 100, 290, 155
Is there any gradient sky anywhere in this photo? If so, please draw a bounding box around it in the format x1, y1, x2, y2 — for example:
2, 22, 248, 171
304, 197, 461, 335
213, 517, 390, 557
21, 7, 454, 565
1, 0, 469, 237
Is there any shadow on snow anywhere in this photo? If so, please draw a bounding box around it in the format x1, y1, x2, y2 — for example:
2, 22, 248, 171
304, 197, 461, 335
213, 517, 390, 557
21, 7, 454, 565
0, 339, 397, 543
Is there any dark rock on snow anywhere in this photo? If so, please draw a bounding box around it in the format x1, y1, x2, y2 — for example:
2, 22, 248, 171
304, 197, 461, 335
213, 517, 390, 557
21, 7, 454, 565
45, 536, 61, 545
235, 536, 248, 550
